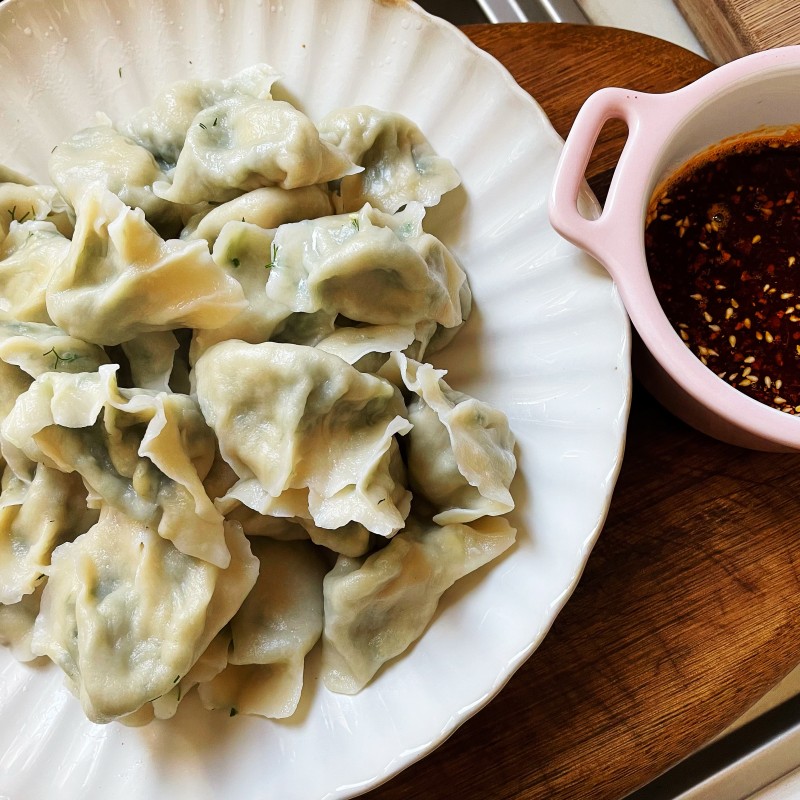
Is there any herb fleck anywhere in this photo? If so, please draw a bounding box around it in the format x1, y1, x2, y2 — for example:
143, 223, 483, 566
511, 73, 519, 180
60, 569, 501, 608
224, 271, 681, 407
265, 242, 279, 270
198, 122, 207, 130
229, 708, 238, 717
44, 347, 82, 370
231, 257, 240, 268
118, 66, 123, 78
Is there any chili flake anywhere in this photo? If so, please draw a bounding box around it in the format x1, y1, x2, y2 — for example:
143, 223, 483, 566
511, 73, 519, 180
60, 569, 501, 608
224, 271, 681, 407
645, 134, 800, 412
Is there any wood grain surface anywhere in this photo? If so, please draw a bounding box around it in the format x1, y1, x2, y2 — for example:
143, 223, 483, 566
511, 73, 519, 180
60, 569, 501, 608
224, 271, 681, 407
362, 23, 800, 800
675, 0, 800, 64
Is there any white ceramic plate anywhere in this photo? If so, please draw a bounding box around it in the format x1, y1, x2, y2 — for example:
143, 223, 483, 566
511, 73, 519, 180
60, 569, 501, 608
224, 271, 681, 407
0, 1, 630, 797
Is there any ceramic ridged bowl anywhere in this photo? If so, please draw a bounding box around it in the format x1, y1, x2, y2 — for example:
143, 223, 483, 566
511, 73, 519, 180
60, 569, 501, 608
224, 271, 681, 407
0, 1, 630, 797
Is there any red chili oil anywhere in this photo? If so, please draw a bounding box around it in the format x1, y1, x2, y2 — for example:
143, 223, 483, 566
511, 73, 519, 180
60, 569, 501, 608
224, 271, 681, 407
645, 133, 800, 413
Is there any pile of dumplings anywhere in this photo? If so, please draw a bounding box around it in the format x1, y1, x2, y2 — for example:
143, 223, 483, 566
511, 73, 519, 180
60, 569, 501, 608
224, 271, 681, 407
0, 65, 517, 724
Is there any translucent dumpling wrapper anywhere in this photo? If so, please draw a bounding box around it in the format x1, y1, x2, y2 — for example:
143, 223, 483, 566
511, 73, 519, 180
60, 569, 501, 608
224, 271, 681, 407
381, 352, 516, 524
321, 515, 517, 694
216, 490, 373, 557
0, 583, 43, 662
120, 330, 180, 392
1, 364, 229, 568
181, 185, 333, 245
0, 317, 110, 378
122, 64, 283, 166
0, 181, 73, 245
48, 120, 181, 233
0, 463, 98, 605
264, 203, 468, 340
189, 221, 292, 361
46, 187, 246, 346
149, 629, 232, 720
319, 105, 461, 214
0, 221, 69, 324
153, 95, 360, 205
197, 538, 327, 718
30, 509, 259, 723
194, 340, 412, 538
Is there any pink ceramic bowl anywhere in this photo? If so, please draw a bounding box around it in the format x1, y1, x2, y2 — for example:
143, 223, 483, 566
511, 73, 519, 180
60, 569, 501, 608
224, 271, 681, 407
549, 45, 800, 452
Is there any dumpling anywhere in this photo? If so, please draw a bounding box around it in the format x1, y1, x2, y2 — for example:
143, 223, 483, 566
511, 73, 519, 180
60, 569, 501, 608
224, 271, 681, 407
46, 187, 246, 346
0, 463, 98, 605
30, 509, 258, 723
194, 340, 412, 537
122, 64, 282, 166
0, 181, 73, 245
319, 105, 461, 213
316, 325, 416, 370
153, 95, 358, 205
321, 516, 516, 694
181, 185, 333, 244
0, 583, 44, 662
2, 364, 229, 567
48, 120, 181, 233
189, 221, 291, 360
381, 353, 516, 524
264, 203, 468, 340
197, 538, 327, 718
149, 629, 232, 720
120, 330, 180, 392
0, 317, 110, 378
0, 221, 71, 323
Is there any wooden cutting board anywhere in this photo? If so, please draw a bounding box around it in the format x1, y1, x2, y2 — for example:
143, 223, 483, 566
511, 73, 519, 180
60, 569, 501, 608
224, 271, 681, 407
363, 22, 800, 800
675, 0, 800, 63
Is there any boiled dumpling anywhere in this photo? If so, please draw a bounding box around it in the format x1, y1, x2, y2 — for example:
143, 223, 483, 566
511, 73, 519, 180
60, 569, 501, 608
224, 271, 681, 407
153, 95, 359, 205
0, 181, 73, 245
0, 583, 43, 662
321, 516, 516, 694
197, 538, 327, 718
382, 353, 516, 524
319, 105, 461, 213
194, 340, 412, 537
120, 330, 180, 392
181, 185, 333, 245
0, 221, 70, 323
264, 203, 468, 342
48, 120, 181, 232
46, 187, 246, 346
122, 64, 282, 166
2, 364, 229, 567
0, 464, 98, 605
0, 317, 110, 378
31, 509, 258, 723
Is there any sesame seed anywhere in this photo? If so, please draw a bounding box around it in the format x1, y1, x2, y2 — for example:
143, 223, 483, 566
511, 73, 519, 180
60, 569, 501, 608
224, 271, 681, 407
791, 256, 797, 266
708, 324, 721, 332
753, 234, 762, 244
742, 366, 752, 377
680, 329, 689, 341
777, 379, 783, 389
765, 331, 775, 343
700, 356, 708, 365
731, 298, 740, 308
729, 334, 737, 347
775, 396, 787, 405
765, 376, 772, 388
703, 311, 713, 323
690, 293, 703, 301
744, 356, 756, 363
782, 293, 794, 299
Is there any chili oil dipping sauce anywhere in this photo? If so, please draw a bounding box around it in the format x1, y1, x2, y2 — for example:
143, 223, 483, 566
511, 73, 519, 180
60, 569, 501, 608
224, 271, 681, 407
645, 132, 800, 414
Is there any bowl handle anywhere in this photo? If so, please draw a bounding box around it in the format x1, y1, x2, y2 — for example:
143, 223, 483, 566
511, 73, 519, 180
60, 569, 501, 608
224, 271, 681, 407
548, 86, 668, 278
